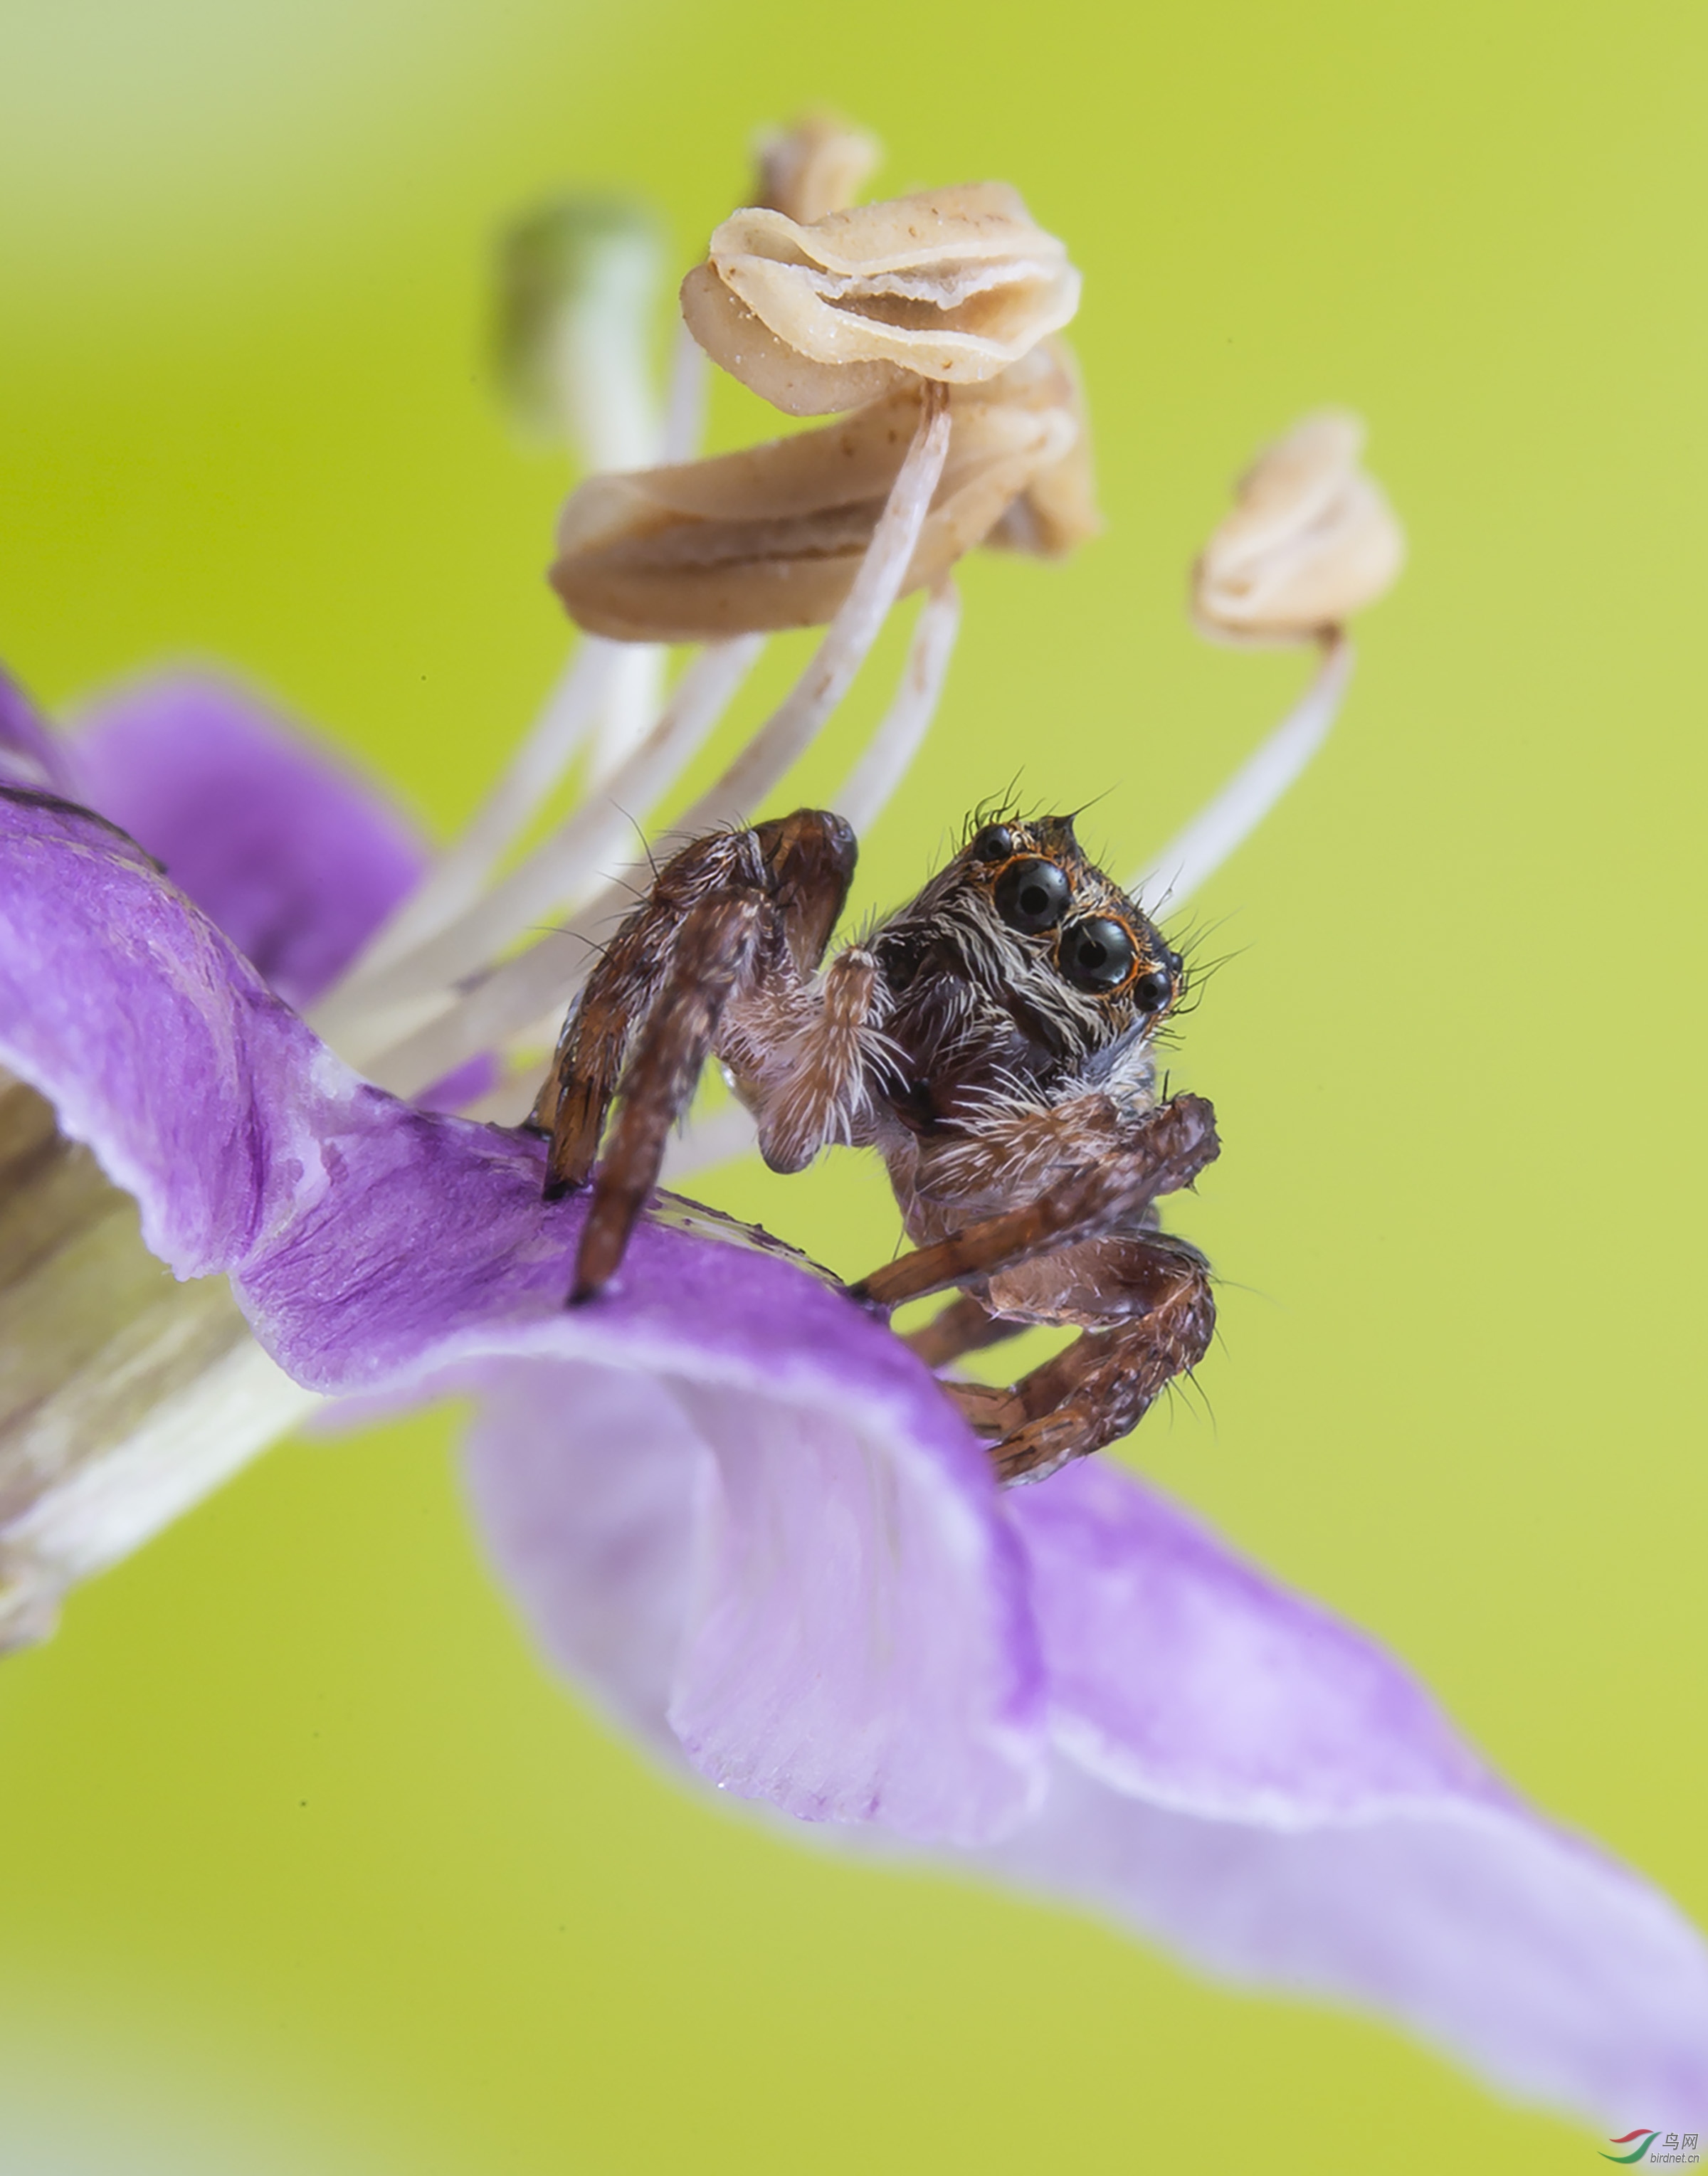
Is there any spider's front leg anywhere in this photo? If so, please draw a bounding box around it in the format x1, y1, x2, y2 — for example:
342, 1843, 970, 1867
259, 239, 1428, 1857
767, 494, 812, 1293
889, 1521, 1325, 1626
849, 1092, 1218, 1309
568, 887, 768, 1301
958, 1231, 1216, 1486
901, 1292, 1029, 1369
527, 826, 757, 1200
529, 809, 856, 1302
852, 1092, 1219, 1485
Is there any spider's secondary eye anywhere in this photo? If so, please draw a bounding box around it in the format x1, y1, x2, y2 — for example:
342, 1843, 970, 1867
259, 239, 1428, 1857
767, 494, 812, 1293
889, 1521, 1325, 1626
1131, 966, 1174, 1012
1060, 917, 1139, 994
970, 824, 1016, 862
994, 857, 1070, 932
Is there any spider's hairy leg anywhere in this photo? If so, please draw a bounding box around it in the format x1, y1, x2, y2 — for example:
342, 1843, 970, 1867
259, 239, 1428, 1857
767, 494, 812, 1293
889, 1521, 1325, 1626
571, 889, 767, 1302
849, 1092, 1219, 1310
902, 1291, 1028, 1369
910, 1091, 1128, 1209
986, 1235, 1216, 1485
530, 810, 856, 1201
528, 828, 754, 1199
547, 808, 858, 1300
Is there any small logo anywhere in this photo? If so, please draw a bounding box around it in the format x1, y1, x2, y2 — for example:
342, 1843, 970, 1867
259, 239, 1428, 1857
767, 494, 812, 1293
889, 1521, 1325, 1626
1601, 2133, 1702, 2167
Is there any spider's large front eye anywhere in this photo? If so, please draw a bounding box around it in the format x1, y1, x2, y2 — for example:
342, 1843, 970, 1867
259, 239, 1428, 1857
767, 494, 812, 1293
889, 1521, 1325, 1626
1060, 916, 1139, 993
993, 857, 1070, 933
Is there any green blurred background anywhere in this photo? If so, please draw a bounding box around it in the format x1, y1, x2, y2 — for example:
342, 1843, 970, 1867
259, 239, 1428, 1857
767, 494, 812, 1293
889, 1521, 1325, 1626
3, 0, 1705, 2167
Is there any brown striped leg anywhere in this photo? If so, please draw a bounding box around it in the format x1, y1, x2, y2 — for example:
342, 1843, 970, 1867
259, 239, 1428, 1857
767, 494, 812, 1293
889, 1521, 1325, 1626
849, 1093, 1218, 1311
569, 892, 767, 1302
532, 810, 858, 1206
531, 830, 762, 1199
902, 1292, 1027, 1370
990, 1240, 1216, 1484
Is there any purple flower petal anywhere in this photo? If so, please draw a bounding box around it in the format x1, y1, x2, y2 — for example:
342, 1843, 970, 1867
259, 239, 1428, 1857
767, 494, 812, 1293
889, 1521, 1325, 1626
272, 1155, 1045, 1843
1010, 1457, 1496, 1820
70, 675, 426, 1008
978, 1764, 1708, 2120
464, 1361, 1044, 1839
663, 1377, 1042, 1838
0, 786, 1044, 1844
0, 669, 70, 794
976, 1459, 1708, 2118
0, 788, 357, 1277
463, 1362, 704, 1760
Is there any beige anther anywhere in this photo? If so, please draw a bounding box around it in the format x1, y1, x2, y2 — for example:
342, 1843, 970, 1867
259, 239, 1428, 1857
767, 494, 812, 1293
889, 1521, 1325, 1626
756, 112, 880, 226
1192, 411, 1404, 645
550, 368, 1081, 642
681, 183, 1080, 416
980, 341, 1101, 559
492, 198, 663, 463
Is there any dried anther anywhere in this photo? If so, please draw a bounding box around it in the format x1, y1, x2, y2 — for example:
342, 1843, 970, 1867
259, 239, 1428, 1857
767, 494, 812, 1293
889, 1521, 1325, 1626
1192, 410, 1404, 645
681, 183, 1081, 416
756, 112, 880, 226
492, 197, 664, 460
550, 357, 1082, 643
981, 339, 1100, 559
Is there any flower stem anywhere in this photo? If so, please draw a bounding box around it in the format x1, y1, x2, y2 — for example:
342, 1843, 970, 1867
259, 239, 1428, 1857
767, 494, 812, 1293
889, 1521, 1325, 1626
666, 385, 954, 836
584, 325, 708, 782
335, 238, 706, 1003
367, 389, 953, 1102
660, 320, 709, 463
1129, 630, 1352, 915
327, 638, 762, 1064
322, 635, 621, 1004
833, 577, 960, 835
586, 640, 668, 784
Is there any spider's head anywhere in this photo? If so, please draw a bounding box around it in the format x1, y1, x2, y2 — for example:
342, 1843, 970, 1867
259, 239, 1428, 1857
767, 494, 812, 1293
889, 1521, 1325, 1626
922, 812, 1183, 1059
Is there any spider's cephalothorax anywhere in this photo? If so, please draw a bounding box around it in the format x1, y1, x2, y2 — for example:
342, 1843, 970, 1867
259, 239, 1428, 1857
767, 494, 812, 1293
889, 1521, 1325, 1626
865, 813, 1184, 1134
529, 808, 1218, 1484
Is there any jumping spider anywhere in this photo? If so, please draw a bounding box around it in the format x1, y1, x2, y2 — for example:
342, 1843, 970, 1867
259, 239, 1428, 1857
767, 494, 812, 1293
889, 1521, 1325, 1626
528, 809, 1219, 1485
